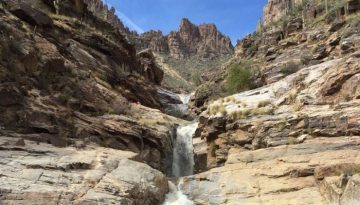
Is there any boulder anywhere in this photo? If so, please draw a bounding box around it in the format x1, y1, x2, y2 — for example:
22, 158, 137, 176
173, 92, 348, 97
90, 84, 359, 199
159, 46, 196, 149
341, 175, 360, 205
329, 20, 346, 32
341, 40, 354, 52
8, 2, 53, 28
137, 49, 164, 85
327, 36, 341, 47
312, 45, 328, 60
347, 0, 360, 14
0, 137, 169, 205
286, 18, 303, 36
265, 46, 277, 56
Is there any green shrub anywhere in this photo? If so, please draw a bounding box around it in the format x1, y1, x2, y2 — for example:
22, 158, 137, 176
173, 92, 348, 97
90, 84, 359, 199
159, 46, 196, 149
280, 62, 300, 76
225, 61, 254, 94
191, 71, 202, 87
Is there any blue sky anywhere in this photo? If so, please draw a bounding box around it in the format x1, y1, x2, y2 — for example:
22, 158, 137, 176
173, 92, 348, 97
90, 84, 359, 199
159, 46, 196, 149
105, 0, 267, 45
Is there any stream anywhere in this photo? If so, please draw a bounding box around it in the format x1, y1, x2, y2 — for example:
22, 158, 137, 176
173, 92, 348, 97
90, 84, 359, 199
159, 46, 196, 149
163, 94, 197, 205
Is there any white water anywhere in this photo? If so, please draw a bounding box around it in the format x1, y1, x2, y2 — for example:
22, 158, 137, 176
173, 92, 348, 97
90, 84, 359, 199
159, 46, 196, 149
172, 122, 198, 177
163, 94, 197, 205
178, 94, 191, 104
163, 181, 194, 205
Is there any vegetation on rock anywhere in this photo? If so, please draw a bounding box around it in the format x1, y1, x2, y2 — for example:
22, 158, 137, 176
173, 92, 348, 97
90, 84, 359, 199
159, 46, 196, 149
225, 61, 255, 94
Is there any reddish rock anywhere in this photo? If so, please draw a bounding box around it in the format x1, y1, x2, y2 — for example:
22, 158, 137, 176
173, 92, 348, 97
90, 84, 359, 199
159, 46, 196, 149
136, 18, 234, 59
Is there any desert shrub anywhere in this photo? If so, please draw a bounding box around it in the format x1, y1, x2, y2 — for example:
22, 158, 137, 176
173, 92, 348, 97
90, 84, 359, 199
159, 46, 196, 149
225, 61, 254, 94
301, 54, 312, 65
242, 109, 251, 117
257, 100, 271, 108
219, 104, 227, 116
280, 61, 300, 76
191, 71, 202, 87
342, 15, 360, 38
209, 104, 220, 115
293, 101, 303, 111
288, 90, 298, 104
106, 64, 129, 87
229, 111, 238, 120
59, 86, 74, 105
107, 97, 131, 115
224, 96, 236, 103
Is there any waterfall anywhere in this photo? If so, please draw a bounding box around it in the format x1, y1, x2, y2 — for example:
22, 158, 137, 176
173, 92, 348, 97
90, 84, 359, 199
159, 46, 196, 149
163, 181, 194, 205
178, 93, 192, 104
162, 94, 197, 205
172, 122, 198, 177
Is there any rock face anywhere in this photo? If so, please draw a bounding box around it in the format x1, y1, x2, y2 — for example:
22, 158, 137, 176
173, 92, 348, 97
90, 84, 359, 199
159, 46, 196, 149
136, 18, 234, 59
0, 136, 169, 205
137, 49, 164, 85
263, 0, 294, 26
188, 52, 360, 204
132, 18, 233, 91
263, 0, 360, 26
0, 1, 179, 203
182, 137, 360, 205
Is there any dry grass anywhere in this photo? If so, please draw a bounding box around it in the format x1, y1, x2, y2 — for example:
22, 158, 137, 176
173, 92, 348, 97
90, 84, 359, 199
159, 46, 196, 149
219, 104, 227, 115
209, 103, 227, 116
288, 90, 298, 104
257, 100, 271, 108
293, 101, 303, 111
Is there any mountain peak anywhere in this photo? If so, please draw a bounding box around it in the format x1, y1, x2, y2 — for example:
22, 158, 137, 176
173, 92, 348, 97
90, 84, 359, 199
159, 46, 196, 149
136, 18, 233, 59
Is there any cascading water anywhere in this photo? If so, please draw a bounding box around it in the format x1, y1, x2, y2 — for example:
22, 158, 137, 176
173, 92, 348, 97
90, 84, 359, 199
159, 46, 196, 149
163, 181, 194, 205
172, 122, 198, 177
162, 93, 197, 205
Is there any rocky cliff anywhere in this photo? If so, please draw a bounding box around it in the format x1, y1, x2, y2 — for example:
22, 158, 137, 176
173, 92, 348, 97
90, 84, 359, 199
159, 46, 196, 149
0, 0, 185, 204
136, 18, 234, 60
134, 18, 234, 91
186, 0, 360, 204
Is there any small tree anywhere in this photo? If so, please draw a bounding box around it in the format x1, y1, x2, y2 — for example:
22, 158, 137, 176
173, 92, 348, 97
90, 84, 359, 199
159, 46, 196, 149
225, 61, 254, 94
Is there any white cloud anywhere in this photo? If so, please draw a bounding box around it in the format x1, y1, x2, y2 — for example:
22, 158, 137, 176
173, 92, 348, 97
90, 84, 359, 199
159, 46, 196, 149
105, 1, 144, 34
115, 10, 144, 34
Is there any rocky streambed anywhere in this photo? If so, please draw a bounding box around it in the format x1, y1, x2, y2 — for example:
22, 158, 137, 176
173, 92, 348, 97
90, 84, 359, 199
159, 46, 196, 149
0, 91, 197, 205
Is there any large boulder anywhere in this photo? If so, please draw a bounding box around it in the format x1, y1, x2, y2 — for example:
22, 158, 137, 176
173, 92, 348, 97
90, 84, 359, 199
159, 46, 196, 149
0, 137, 169, 205
137, 49, 164, 85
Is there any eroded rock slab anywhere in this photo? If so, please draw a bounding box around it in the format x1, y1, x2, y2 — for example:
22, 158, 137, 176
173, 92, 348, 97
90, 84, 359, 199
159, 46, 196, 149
181, 137, 360, 205
0, 136, 168, 205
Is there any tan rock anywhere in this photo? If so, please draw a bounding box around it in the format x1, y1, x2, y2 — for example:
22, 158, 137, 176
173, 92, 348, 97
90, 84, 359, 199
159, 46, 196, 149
0, 136, 168, 205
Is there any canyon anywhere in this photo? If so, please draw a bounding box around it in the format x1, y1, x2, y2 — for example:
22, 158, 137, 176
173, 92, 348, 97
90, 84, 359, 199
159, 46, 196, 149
0, 0, 360, 205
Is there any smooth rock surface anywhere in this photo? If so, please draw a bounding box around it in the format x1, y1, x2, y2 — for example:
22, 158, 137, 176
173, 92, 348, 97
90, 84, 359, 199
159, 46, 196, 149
0, 136, 169, 205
